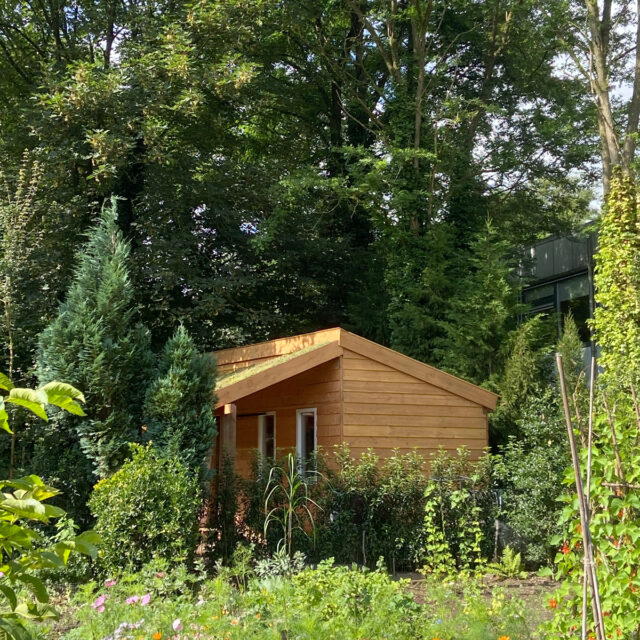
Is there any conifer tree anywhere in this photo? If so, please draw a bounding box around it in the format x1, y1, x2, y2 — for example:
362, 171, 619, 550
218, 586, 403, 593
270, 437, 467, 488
36, 197, 153, 482
143, 325, 217, 483
440, 220, 520, 386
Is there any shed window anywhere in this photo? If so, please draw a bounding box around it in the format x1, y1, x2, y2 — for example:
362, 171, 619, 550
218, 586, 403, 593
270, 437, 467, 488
258, 413, 276, 461
296, 408, 317, 476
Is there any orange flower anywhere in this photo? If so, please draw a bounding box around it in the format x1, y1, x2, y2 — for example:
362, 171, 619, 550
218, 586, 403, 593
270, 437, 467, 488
153, 633, 162, 640
231, 618, 239, 626
549, 598, 557, 609
562, 543, 571, 554
255, 613, 261, 620
498, 636, 511, 640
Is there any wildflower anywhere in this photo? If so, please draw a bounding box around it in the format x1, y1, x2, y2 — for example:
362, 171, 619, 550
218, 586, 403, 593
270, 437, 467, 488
173, 619, 183, 632
126, 595, 140, 604
91, 594, 106, 609
97, 605, 105, 613
212, 615, 219, 620
498, 636, 511, 640
221, 608, 227, 615
561, 543, 571, 554
255, 613, 261, 620
153, 633, 162, 640
155, 572, 165, 579
231, 618, 239, 626
549, 598, 557, 609
140, 593, 151, 606
105, 579, 116, 588
0, 572, 5, 578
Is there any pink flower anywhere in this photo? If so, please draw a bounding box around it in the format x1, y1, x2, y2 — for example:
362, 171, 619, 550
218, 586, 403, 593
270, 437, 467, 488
140, 593, 151, 606
105, 579, 116, 588
97, 605, 105, 613
172, 619, 183, 631
155, 572, 165, 579
91, 594, 106, 609
0, 572, 5, 579
125, 595, 140, 604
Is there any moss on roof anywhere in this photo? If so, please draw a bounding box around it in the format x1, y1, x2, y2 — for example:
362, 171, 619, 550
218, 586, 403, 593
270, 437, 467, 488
215, 342, 330, 390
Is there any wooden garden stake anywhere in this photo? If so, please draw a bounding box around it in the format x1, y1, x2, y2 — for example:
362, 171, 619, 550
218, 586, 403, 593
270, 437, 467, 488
556, 353, 606, 640
582, 356, 596, 640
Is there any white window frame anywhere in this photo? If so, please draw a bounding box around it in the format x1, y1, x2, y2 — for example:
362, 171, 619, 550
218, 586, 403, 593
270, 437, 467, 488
258, 412, 276, 461
296, 408, 317, 476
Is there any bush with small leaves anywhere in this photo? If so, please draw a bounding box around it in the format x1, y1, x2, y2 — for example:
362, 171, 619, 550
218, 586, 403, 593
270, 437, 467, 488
89, 444, 200, 574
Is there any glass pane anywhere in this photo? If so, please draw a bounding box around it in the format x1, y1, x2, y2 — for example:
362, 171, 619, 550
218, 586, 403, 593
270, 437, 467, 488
264, 415, 275, 460
558, 274, 589, 302
523, 283, 554, 306
303, 413, 315, 459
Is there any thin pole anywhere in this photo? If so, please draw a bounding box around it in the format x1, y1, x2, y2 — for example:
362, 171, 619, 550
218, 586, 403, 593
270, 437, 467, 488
582, 356, 596, 640
556, 353, 606, 640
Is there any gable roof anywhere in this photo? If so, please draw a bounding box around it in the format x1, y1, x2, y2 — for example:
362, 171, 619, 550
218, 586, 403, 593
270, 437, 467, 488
213, 328, 498, 410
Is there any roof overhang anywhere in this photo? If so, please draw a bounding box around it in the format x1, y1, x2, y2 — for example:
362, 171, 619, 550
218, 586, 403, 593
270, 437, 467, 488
215, 341, 343, 408
213, 328, 499, 411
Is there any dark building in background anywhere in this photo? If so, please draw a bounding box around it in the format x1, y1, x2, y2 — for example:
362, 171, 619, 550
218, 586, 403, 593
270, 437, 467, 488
520, 230, 597, 355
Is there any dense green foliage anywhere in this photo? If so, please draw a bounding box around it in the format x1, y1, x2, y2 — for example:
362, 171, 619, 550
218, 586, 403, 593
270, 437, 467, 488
60, 558, 538, 640
36, 199, 153, 481
0, 373, 97, 640
88, 445, 200, 575
230, 446, 497, 573
0, 0, 595, 372
592, 173, 640, 390
546, 397, 640, 639
497, 392, 570, 567
143, 325, 217, 482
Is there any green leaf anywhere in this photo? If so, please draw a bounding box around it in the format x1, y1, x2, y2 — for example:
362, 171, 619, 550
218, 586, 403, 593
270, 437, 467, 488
0, 374, 13, 392
15, 574, 48, 603
0, 399, 11, 435
39, 381, 85, 404
40, 382, 86, 415
5, 388, 48, 421
0, 585, 16, 611
0, 498, 63, 523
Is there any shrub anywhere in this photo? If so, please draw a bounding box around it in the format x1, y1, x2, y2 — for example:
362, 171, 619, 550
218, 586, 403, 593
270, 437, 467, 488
143, 324, 217, 483
240, 447, 430, 570
89, 444, 200, 574
421, 447, 496, 574
496, 392, 569, 567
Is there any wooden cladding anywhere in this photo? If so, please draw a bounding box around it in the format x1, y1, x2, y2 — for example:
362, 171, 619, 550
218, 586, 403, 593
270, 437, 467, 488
213, 328, 493, 477
341, 349, 488, 462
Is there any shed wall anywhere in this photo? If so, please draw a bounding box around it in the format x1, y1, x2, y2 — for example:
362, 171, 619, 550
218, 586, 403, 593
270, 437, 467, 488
341, 349, 488, 460
232, 358, 342, 476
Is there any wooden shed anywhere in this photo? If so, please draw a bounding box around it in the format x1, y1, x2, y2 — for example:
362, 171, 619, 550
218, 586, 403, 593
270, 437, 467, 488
212, 328, 498, 476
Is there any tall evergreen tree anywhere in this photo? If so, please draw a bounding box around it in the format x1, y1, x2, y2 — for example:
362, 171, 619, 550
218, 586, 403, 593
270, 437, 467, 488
439, 221, 520, 386
36, 197, 153, 482
143, 325, 217, 483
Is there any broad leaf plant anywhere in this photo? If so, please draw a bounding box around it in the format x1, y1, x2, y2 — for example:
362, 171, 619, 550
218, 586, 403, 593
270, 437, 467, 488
0, 373, 99, 639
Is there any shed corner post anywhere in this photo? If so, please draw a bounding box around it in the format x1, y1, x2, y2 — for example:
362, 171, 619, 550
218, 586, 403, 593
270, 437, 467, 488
220, 403, 237, 466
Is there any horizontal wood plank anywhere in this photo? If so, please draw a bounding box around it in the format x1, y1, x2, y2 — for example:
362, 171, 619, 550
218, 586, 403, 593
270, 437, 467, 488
343, 391, 476, 406
343, 380, 441, 394
343, 424, 485, 439
343, 402, 484, 417
344, 413, 487, 428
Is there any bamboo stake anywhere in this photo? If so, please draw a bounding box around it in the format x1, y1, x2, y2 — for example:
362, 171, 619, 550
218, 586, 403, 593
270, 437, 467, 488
556, 353, 606, 640
602, 395, 625, 482
582, 356, 596, 640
